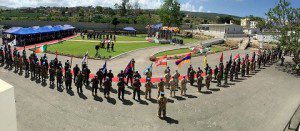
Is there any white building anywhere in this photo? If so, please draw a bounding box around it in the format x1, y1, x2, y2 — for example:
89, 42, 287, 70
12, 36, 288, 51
197, 24, 244, 38
241, 18, 261, 34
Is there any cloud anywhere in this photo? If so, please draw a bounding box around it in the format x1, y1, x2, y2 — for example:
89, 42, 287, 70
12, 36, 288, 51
181, 2, 204, 12
0, 0, 163, 8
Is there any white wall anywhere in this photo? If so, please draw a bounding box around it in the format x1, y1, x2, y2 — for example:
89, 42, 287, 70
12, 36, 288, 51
0, 79, 17, 131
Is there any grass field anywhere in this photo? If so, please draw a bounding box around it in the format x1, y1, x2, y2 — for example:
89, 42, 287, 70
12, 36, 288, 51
72, 34, 147, 41
154, 48, 192, 57
47, 41, 163, 58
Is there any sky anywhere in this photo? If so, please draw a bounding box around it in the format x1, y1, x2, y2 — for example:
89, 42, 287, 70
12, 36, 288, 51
0, 0, 299, 17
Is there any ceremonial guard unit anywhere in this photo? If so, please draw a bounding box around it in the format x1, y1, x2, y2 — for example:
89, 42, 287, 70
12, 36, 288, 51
0, 44, 284, 118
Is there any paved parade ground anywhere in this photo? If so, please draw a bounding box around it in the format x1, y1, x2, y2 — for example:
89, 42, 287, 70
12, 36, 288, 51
0, 46, 299, 130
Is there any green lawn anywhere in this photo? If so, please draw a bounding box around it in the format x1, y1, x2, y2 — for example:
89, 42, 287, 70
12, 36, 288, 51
47, 41, 163, 58
154, 48, 192, 57
210, 45, 227, 53
72, 34, 147, 41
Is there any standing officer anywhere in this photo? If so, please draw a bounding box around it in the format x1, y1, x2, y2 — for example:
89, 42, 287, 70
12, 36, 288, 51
187, 65, 193, 76
241, 58, 246, 77
144, 79, 153, 99
173, 70, 180, 88
133, 71, 141, 80
64, 60, 70, 72
235, 64, 239, 79
214, 65, 219, 80
196, 67, 203, 78
145, 68, 152, 81
157, 92, 167, 118
246, 60, 250, 75
103, 77, 112, 98
107, 70, 114, 82
197, 75, 203, 92
76, 71, 84, 93
157, 78, 165, 98
56, 67, 63, 89
133, 78, 141, 101
65, 69, 73, 90
230, 65, 234, 81
117, 70, 126, 82
91, 76, 99, 95
49, 66, 55, 85
180, 76, 188, 96
205, 72, 212, 90
164, 72, 171, 89
217, 71, 222, 87
73, 64, 80, 84
117, 77, 126, 100
224, 64, 229, 85
189, 68, 196, 86
96, 68, 104, 88
170, 77, 177, 97
126, 68, 134, 86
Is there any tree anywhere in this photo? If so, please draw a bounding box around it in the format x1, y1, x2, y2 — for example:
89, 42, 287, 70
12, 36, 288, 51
112, 17, 120, 34
158, 0, 183, 27
115, 0, 131, 16
266, 0, 300, 63
217, 15, 233, 24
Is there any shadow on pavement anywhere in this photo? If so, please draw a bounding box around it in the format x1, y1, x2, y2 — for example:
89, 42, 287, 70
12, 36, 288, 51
106, 97, 116, 105
148, 98, 158, 103
67, 89, 75, 96
139, 99, 149, 105
209, 88, 220, 92
161, 116, 179, 124
174, 96, 186, 101
122, 99, 133, 106
200, 90, 212, 94
78, 93, 88, 100
93, 95, 103, 102
184, 94, 197, 98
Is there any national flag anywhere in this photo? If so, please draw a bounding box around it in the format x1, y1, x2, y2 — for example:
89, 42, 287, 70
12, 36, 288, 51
102, 61, 107, 73
175, 53, 191, 68
229, 53, 232, 63
234, 54, 240, 61
143, 63, 153, 75
81, 51, 88, 64
124, 60, 133, 75
35, 45, 47, 53
155, 55, 167, 66
203, 55, 207, 66
220, 52, 223, 62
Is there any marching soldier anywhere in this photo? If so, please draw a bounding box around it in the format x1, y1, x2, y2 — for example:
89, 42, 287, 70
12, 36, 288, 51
76, 71, 84, 93
65, 69, 72, 90
145, 79, 153, 99
157, 92, 167, 118
103, 77, 112, 98
73, 64, 80, 84
189, 68, 196, 86
91, 76, 99, 95
170, 77, 177, 97
133, 78, 141, 101
117, 77, 126, 100
180, 76, 188, 96
157, 78, 165, 98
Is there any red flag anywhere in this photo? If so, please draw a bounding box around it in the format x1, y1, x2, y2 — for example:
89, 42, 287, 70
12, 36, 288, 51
155, 55, 167, 66
234, 54, 240, 61
220, 52, 223, 62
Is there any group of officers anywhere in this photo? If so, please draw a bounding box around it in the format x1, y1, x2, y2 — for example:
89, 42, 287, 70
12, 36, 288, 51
0, 44, 282, 118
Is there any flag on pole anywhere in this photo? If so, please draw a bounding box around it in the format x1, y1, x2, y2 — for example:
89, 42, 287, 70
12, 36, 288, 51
234, 53, 240, 61
220, 52, 223, 62
175, 53, 191, 68
102, 61, 107, 73
81, 51, 88, 64
124, 60, 133, 75
143, 63, 153, 75
155, 55, 167, 66
203, 55, 207, 66
55, 50, 58, 59
35, 45, 47, 53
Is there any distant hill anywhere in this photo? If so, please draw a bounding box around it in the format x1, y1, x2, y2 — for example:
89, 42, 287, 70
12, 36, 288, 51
183, 11, 242, 20
0, 6, 10, 10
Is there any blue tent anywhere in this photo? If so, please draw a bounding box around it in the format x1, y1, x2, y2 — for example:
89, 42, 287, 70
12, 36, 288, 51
34, 26, 55, 33
11, 27, 39, 35
52, 25, 64, 32
4, 27, 22, 34
123, 27, 136, 31
153, 23, 162, 29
